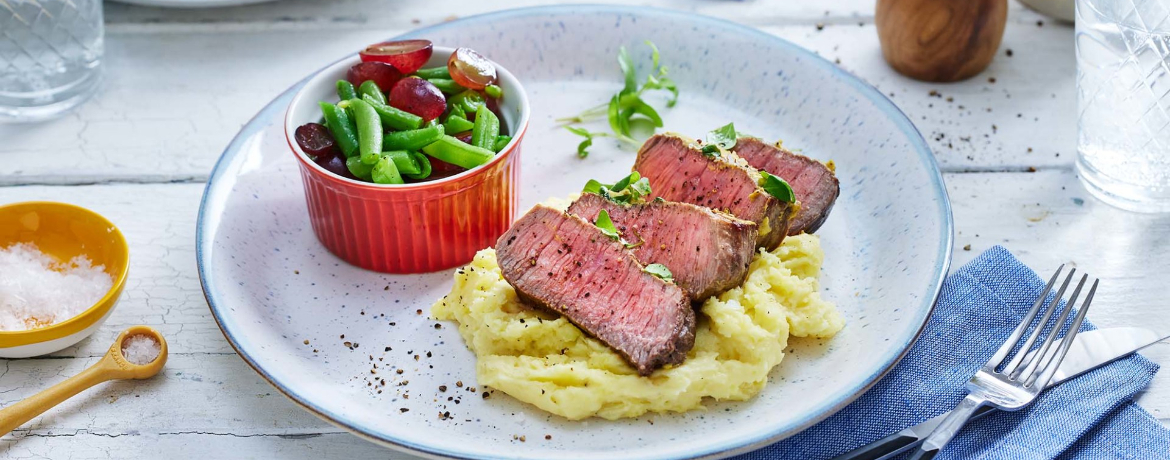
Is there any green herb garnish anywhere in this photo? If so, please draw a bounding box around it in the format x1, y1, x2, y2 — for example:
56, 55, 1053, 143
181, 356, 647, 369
758, 171, 796, 203
700, 122, 738, 157
707, 122, 737, 149
594, 209, 621, 241
582, 172, 652, 205
561, 41, 678, 157
565, 126, 605, 159
643, 263, 674, 282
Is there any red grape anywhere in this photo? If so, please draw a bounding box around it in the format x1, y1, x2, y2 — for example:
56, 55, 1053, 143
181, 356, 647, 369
347, 62, 403, 93
427, 156, 467, 179
389, 78, 446, 122
360, 39, 433, 74
316, 150, 354, 179
447, 48, 497, 90
295, 123, 336, 158
453, 131, 474, 144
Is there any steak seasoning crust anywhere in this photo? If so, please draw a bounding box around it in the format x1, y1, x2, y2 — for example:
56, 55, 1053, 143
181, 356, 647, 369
633, 133, 793, 250
496, 204, 695, 376
568, 193, 758, 301
733, 137, 840, 235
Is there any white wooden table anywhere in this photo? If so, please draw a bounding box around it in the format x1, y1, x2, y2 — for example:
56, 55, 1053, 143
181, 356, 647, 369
1, 0, 1167, 458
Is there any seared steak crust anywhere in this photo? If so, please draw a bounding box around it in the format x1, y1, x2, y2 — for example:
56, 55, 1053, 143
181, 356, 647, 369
733, 137, 839, 235
496, 205, 695, 375
633, 134, 793, 249
568, 193, 757, 301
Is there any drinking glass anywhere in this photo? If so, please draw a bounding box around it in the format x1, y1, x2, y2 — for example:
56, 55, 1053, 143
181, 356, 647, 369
0, 0, 103, 122
1076, 0, 1170, 212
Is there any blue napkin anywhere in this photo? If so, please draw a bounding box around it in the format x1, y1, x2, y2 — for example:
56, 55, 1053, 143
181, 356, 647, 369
736, 246, 1169, 460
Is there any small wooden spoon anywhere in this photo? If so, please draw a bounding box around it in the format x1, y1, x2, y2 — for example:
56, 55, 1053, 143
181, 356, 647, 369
0, 326, 168, 436
876, 0, 1008, 82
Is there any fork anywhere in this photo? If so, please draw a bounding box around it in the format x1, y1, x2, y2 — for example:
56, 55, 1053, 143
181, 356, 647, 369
906, 266, 1097, 460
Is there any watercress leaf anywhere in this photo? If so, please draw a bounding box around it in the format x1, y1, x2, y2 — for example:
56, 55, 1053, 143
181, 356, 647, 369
643, 263, 673, 282
618, 46, 638, 95
629, 177, 652, 199
629, 98, 664, 128
607, 94, 624, 138
594, 209, 621, 241
707, 122, 738, 150
566, 126, 592, 137
646, 40, 661, 72
577, 137, 593, 158
610, 173, 634, 193
583, 179, 604, 194
758, 171, 796, 203
701, 144, 721, 157
659, 77, 679, 107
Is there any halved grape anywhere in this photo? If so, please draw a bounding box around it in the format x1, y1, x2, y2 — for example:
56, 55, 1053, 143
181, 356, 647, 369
447, 48, 497, 90
346, 62, 403, 93
316, 150, 354, 179
389, 78, 446, 122
426, 156, 467, 179
360, 39, 433, 74
453, 131, 474, 144
295, 123, 336, 157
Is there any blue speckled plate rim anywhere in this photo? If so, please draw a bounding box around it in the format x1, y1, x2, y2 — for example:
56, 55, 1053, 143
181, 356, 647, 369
196, 5, 954, 460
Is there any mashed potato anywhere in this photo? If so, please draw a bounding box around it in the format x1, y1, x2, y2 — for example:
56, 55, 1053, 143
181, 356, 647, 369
431, 234, 843, 420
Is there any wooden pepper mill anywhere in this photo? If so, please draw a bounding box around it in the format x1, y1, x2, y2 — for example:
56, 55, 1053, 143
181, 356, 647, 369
875, 0, 1008, 82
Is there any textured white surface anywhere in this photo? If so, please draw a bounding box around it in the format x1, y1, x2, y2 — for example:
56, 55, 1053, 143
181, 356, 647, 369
0, 0, 1165, 458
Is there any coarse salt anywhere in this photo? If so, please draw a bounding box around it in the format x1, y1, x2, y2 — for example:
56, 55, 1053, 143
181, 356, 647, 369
121, 334, 160, 365
0, 243, 113, 331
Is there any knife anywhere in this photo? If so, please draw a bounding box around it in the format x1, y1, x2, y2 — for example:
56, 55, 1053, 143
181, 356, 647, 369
832, 327, 1167, 460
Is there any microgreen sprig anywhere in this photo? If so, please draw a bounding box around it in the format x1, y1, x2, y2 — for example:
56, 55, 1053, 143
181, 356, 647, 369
701, 122, 738, 156
583, 172, 652, 205
643, 263, 674, 282
561, 41, 679, 157
758, 171, 796, 203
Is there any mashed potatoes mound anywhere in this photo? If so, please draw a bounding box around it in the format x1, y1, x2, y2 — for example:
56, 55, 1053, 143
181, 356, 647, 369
431, 234, 844, 420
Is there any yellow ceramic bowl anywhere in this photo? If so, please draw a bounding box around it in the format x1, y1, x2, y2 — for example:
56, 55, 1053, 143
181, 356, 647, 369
0, 202, 129, 358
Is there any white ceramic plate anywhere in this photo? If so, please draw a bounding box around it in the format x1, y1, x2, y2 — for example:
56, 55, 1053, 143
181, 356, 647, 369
197, 6, 952, 460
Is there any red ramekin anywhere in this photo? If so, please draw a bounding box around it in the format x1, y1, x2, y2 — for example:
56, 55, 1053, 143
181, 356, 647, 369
285, 46, 530, 273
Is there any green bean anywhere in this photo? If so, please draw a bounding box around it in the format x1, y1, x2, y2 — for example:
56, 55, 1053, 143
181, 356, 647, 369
319, 102, 359, 158
425, 118, 441, 128
404, 151, 432, 180
444, 115, 475, 134
484, 84, 502, 99
346, 98, 383, 165
414, 66, 451, 79
427, 78, 464, 94
492, 135, 513, 152
471, 105, 500, 151
447, 104, 465, 121
449, 89, 485, 115
337, 80, 358, 101
346, 156, 374, 180
372, 155, 404, 184
421, 135, 495, 169
358, 80, 386, 105
382, 150, 421, 175
383, 124, 445, 151
361, 94, 424, 131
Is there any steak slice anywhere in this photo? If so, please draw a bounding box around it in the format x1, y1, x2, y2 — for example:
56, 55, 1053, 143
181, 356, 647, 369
633, 133, 794, 250
567, 193, 757, 301
733, 137, 840, 235
496, 204, 695, 376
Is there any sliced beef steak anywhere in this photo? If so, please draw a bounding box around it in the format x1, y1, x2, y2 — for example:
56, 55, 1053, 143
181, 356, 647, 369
633, 134, 794, 250
567, 193, 757, 301
496, 204, 694, 375
733, 137, 839, 235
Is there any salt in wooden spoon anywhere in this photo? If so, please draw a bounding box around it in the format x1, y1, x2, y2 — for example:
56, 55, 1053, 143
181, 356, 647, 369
0, 326, 168, 436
